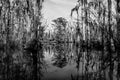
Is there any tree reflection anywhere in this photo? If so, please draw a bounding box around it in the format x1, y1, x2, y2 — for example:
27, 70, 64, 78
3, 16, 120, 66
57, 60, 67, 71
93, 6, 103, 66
0, 42, 120, 80
52, 43, 68, 68
23, 39, 44, 80
70, 44, 119, 80
0, 39, 45, 80
75, 43, 82, 71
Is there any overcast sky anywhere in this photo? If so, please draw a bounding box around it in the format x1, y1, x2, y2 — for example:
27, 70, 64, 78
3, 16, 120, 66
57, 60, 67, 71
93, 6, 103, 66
42, 0, 77, 31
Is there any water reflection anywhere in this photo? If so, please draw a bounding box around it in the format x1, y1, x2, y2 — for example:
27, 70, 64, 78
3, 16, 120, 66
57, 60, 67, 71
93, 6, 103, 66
52, 44, 68, 68
0, 43, 120, 80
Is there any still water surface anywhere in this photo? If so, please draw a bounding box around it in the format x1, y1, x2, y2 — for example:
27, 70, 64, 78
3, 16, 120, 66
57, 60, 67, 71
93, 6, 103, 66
0, 43, 119, 80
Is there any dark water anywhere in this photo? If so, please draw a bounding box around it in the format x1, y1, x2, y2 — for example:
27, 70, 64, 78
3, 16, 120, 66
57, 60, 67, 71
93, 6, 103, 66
0, 43, 120, 80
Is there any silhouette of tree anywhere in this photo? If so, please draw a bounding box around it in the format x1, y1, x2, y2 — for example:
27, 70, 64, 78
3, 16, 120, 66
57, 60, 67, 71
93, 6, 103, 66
52, 17, 68, 42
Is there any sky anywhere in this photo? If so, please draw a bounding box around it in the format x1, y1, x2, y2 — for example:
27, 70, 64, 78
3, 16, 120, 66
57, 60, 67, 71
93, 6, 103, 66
42, 0, 77, 32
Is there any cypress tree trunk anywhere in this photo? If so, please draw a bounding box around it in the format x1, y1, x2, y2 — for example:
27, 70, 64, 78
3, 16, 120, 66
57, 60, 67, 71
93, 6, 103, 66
32, 0, 43, 80
84, 0, 88, 44
5, 1, 11, 79
108, 0, 114, 80
117, 1, 120, 44
116, 0, 120, 78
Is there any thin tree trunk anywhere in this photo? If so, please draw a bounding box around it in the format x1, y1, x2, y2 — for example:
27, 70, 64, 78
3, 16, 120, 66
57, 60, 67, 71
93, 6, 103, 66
108, 0, 113, 80
116, 0, 120, 78
6, 1, 11, 79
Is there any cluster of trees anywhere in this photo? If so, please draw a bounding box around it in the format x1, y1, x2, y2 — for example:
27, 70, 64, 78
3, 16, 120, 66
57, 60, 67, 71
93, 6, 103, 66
70, 0, 120, 79
0, 0, 44, 48
71, 0, 113, 43
0, 0, 44, 80
67, 0, 120, 49
43, 0, 120, 50
52, 17, 68, 42
43, 17, 81, 43
0, 0, 119, 79
1, 0, 120, 49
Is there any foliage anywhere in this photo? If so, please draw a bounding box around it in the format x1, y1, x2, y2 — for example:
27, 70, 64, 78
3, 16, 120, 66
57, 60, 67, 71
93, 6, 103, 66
52, 17, 68, 42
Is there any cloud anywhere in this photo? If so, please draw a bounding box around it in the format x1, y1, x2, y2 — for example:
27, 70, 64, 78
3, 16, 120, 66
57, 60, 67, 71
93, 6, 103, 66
43, 0, 77, 19
50, 0, 76, 5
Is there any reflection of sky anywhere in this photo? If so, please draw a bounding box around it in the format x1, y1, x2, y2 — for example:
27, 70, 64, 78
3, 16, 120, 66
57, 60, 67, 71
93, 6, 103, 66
42, 46, 101, 80
42, 0, 77, 31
